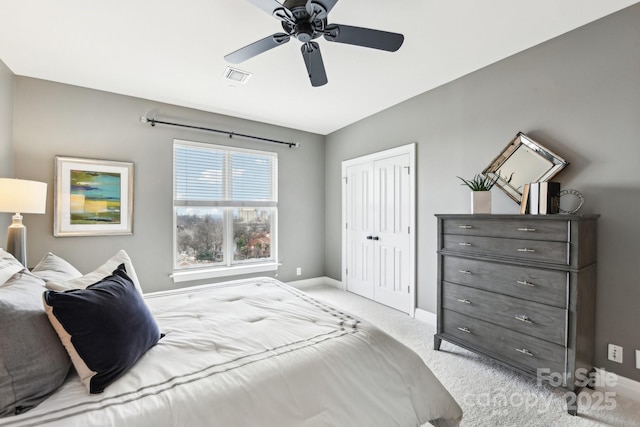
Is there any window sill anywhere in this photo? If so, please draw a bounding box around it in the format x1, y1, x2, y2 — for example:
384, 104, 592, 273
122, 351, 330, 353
171, 262, 280, 283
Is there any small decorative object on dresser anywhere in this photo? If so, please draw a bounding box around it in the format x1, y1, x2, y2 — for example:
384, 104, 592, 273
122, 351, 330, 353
470, 191, 491, 214
457, 174, 499, 214
522, 181, 562, 215
559, 189, 585, 214
434, 214, 599, 416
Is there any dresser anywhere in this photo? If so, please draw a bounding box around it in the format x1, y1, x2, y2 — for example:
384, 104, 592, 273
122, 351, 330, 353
434, 214, 598, 415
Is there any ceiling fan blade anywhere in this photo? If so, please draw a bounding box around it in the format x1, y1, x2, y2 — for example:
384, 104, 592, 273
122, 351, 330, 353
301, 42, 328, 87
305, 0, 339, 18
247, 0, 293, 22
225, 33, 291, 64
324, 24, 404, 52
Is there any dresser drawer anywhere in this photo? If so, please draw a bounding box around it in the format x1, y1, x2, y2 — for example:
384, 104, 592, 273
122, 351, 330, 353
442, 256, 567, 307
442, 234, 569, 265
442, 218, 569, 242
442, 282, 566, 346
442, 309, 566, 374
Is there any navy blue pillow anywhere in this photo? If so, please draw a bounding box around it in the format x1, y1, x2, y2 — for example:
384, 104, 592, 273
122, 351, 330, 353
43, 264, 161, 394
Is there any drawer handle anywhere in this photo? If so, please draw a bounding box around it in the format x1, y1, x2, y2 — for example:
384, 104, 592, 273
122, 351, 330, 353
458, 270, 472, 275
457, 299, 471, 305
517, 248, 536, 253
458, 242, 472, 246
516, 348, 534, 357
516, 280, 535, 287
514, 315, 533, 324
458, 225, 472, 229
517, 228, 536, 232
457, 327, 472, 334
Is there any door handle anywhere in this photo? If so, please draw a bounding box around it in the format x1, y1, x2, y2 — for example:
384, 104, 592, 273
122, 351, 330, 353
366, 236, 373, 240
373, 236, 379, 241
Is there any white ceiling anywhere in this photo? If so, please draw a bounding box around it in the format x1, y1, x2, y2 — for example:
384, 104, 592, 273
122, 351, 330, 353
1, 0, 637, 135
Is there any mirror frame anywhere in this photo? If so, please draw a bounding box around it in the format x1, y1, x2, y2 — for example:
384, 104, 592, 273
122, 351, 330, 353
483, 132, 568, 204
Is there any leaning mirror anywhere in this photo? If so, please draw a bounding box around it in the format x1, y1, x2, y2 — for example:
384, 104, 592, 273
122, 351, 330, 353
483, 132, 568, 203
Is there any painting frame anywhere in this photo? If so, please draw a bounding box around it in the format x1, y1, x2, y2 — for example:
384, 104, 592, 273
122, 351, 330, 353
54, 156, 134, 237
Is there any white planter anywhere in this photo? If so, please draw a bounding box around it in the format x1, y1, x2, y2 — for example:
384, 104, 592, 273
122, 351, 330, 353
471, 191, 491, 214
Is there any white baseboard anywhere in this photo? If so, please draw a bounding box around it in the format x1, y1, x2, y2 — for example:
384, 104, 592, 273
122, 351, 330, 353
286, 276, 345, 291
323, 276, 344, 290
594, 368, 640, 402
414, 308, 436, 327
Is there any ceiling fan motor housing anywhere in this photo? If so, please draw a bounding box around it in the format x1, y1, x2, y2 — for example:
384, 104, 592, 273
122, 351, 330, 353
281, 0, 327, 42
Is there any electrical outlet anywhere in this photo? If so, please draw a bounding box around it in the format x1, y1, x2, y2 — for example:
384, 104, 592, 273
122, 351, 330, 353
608, 344, 623, 363
636, 350, 640, 369
296, 267, 302, 276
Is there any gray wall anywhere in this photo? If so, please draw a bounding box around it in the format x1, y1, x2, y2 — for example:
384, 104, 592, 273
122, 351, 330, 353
13, 78, 325, 291
326, 5, 640, 380
0, 59, 14, 231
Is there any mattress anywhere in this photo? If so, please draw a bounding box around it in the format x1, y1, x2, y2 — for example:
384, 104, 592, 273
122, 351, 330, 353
0, 277, 462, 427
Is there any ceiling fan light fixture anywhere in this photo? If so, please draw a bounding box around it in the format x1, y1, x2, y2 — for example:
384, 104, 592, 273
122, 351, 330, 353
223, 67, 252, 84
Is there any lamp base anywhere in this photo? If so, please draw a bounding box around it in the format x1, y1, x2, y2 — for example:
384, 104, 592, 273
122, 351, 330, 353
6, 214, 27, 267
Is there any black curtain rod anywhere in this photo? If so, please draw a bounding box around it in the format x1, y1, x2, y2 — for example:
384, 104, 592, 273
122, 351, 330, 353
140, 116, 299, 148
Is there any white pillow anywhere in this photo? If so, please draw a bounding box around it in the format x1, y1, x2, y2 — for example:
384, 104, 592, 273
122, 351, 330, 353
45, 250, 143, 294
31, 252, 83, 283
0, 250, 25, 286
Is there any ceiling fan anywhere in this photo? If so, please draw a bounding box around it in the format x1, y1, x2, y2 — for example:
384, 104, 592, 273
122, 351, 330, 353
224, 0, 404, 87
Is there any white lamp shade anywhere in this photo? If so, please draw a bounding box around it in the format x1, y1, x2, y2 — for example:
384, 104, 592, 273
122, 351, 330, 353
0, 178, 48, 214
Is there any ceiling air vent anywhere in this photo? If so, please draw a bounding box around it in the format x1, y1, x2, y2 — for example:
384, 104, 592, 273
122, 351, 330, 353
223, 67, 252, 84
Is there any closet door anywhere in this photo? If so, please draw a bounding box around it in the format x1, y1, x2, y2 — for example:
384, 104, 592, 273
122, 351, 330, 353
372, 153, 411, 312
342, 144, 415, 315
344, 162, 374, 300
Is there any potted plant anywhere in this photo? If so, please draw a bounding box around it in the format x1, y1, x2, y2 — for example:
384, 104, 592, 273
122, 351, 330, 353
457, 174, 500, 191
457, 173, 499, 214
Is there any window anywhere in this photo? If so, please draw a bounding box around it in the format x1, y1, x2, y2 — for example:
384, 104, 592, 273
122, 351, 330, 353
172, 139, 277, 281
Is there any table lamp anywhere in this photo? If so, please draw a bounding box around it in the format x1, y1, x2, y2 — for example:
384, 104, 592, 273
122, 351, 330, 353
0, 178, 47, 267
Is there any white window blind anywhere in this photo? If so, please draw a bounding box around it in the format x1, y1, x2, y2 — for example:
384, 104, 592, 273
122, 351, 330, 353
172, 139, 278, 279
174, 140, 278, 207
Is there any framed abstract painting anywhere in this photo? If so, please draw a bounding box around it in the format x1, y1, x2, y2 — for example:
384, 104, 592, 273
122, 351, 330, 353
54, 156, 134, 236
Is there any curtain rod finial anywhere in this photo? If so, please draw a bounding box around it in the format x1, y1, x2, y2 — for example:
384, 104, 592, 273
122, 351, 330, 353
140, 116, 148, 123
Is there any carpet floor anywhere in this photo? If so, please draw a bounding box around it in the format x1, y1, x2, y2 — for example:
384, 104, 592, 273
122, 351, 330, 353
301, 284, 640, 427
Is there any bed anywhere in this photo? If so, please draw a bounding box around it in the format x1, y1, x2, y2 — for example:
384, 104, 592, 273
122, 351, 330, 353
1, 251, 462, 427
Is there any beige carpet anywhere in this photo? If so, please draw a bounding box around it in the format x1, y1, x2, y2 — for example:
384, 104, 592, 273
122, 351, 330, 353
301, 284, 640, 427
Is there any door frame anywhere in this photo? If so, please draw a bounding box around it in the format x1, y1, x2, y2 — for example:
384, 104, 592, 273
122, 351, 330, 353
341, 143, 416, 316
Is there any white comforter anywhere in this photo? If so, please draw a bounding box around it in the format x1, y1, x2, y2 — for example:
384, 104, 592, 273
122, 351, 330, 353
1, 277, 462, 427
